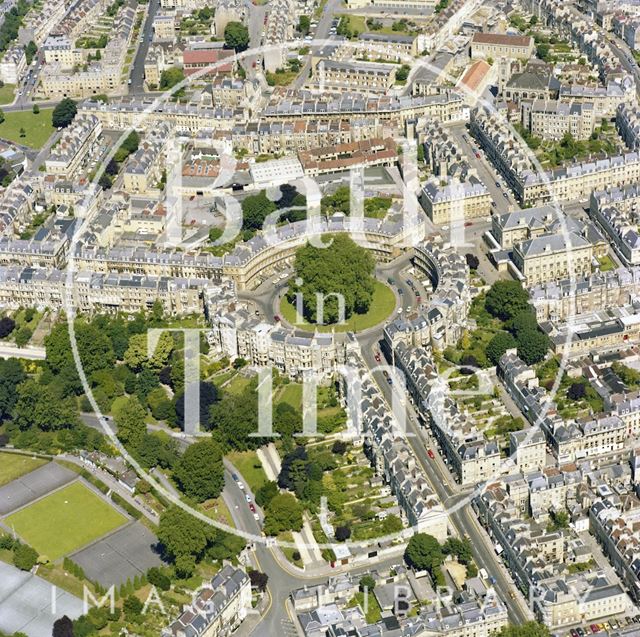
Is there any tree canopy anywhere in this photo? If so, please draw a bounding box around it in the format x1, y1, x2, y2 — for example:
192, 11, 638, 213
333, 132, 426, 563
52, 98, 77, 128
487, 331, 517, 366
224, 21, 249, 51
517, 329, 550, 365
287, 234, 376, 324
263, 493, 304, 535
173, 439, 224, 502
404, 533, 444, 572
485, 281, 531, 322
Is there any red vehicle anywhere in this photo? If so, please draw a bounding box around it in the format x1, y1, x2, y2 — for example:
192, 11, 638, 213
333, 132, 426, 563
475, 152, 481, 158
249, 503, 256, 513
464, 222, 473, 227
427, 449, 435, 459
374, 353, 381, 363
590, 626, 599, 634
274, 315, 281, 322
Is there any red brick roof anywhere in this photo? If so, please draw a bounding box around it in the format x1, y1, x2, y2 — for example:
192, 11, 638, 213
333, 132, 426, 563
459, 60, 491, 93
182, 48, 234, 74
472, 32, 533, 47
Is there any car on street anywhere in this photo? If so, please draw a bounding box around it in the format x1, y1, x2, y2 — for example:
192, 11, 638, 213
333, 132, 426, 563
374, 353, 381, 362
590, 625, 599, 633
274, 315, 281, 321
231, 473, 239, 481
427, 449, 435, 459
398, 288, 403, 295
249, 503, 256, 513
245, 493, 252, 503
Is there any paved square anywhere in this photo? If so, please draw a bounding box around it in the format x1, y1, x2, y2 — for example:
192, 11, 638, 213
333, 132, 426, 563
71, 521, 164, 587
0, 462, 76, 515
0, 561, 83, 637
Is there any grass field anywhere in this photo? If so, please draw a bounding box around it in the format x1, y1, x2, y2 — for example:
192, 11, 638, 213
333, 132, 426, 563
0, 109, 54, 148
0, 84, 15, 105
227, 450, 268, 493
0, 453, 47, 487
5, 481, 127, 560
279, 281, 396, 333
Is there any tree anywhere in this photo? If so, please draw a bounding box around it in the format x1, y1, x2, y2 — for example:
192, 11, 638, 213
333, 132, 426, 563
547, 509, 569, 531
404, 533, 443, 572
0, 109, 4, 125
331, 440, 347, 455
396, 64, 410, 82
159, 67, 185, 90
14, 326, 32, 347
242, 190, 277, 230
123, 595, 143, 622
224, 21, 249, 52
487, 331, 517, 365
249, 570, 269, 592
52, 98, 77, 128
567, 382, 586, 400
507, 310, 539, 336
174, 439, 224, 502
53, 615, 75, 637
13, 381, 78, 431
158, 505, 209, 560
485, 281, 531, 322
137, 433, 178, 469
359, 575, 376, 592
443, 537, 473, 564
147, 566, 171, 591
263, 493, 304, 535
13, 543, 38, 570
335, 525, 351, 541
0, 358, 25, 420
32, 104, 39, 114
256, 480, 279, 508
174, 381, 218, 431
465, 253, 479, 270
19, 126, 25, 138
113, 395, 147, 449
98, 174, 112, 190
496, 622, 551, 637
121, 130, 140, 154
0, 316, 15, 337
517, 329, 549, 365
25, 40, 37, 64
124, 332, 173, 372
298, 15, 311, 34
287, 234, 376, 324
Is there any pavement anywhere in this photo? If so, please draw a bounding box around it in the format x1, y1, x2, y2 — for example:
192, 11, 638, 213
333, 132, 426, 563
0, 561, 83, 637
0, 344, 46, 360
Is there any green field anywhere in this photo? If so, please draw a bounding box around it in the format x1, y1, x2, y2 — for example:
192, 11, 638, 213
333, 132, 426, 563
0, 453, 47, 487
280, 281, 396, 333
0, 109, 54, 148
227, 450, 268, 493
0, 84, 15, 105
5, 481, 127, 560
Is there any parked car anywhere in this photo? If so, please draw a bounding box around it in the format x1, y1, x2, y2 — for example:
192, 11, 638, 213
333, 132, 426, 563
245, 493, 252, 503
249, 503, 256, 513
231, 473, 239, 482
427, 449, 435, 459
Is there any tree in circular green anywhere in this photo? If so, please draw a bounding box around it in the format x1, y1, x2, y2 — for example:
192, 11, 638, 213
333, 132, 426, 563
287, 234, 376, 325
224, 21, 249, 52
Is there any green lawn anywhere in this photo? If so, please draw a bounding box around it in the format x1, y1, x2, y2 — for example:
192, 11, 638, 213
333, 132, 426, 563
5, 481, 127, 560
227, 450, 268, 492
0, 109, 55, 148
0, 84, 15, 105
0, 453, 48, 487
279, 281, 396, 333
597, 255, 616, 272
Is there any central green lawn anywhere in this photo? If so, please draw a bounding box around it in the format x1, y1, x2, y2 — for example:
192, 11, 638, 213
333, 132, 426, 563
5, 481, 127, 560
0, 84, 15, 105
0, 109, 55, 148
279, 280, 396, 333
0, 453, 48, 487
